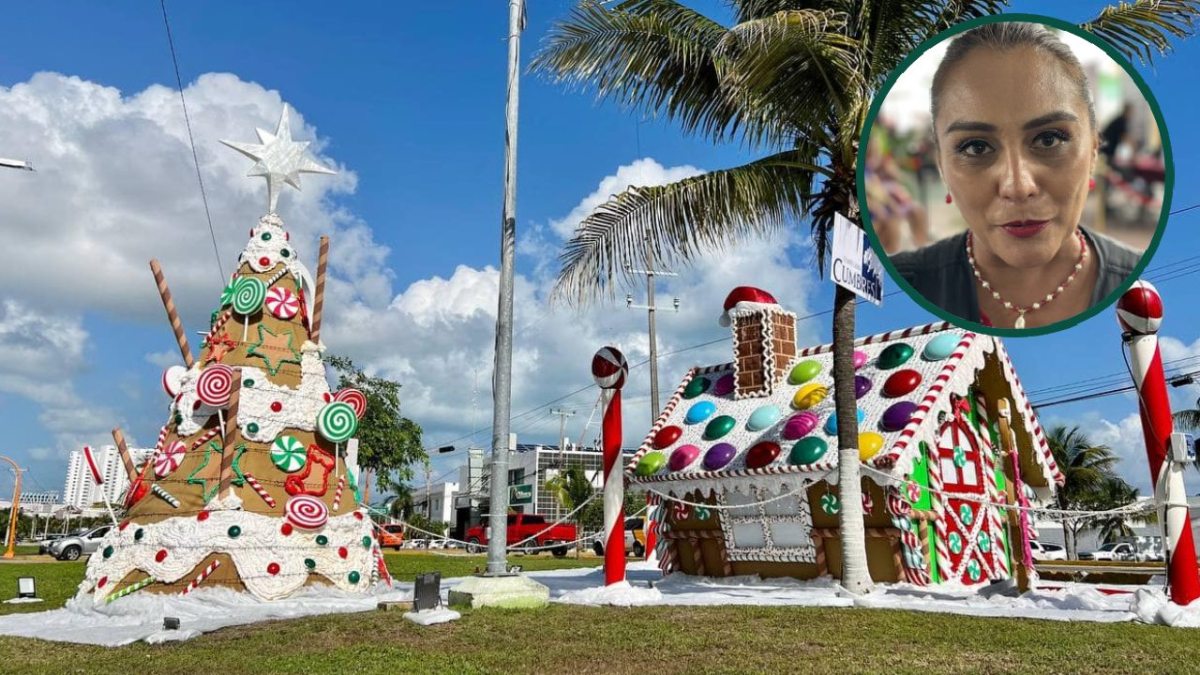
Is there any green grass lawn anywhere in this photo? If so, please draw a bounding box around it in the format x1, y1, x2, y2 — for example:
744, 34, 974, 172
0, 553, 1194, 674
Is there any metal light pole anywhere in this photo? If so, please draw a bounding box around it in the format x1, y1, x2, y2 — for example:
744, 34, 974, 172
485, 0, 524, 577
0, 158, 34, 172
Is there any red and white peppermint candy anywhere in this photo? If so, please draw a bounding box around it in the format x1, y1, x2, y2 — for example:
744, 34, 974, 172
671, 501, 691, 523
162, 365, 186, 398
196, 364, 234, 407
265, 286, 300, 320
285, 494, 328, 530
334, 388, 367, 419
154, 440, 187, 478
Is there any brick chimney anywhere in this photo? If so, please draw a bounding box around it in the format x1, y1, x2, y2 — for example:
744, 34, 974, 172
720, 287, 796, 399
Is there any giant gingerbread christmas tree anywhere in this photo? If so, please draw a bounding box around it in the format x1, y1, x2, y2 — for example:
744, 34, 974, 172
82, 107, 387, 602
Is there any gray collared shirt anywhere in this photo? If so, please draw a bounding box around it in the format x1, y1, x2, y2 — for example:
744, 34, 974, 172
890, 227, 1143, 324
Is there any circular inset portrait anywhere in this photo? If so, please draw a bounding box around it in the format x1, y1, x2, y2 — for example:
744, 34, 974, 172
859, 17, 1169, 334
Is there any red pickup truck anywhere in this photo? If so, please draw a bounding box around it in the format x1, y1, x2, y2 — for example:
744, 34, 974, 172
464, 513, 576, 558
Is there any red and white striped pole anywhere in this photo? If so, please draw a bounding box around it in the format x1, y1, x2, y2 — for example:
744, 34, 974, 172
592, 346, 628, 586
644, 494, 658, 561
1117, 281, 1200, 605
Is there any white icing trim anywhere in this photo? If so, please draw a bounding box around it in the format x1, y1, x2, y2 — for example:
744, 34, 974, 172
84, 509, 375, 603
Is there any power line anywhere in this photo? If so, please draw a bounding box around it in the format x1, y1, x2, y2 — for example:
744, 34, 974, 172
160, 0, 225, 284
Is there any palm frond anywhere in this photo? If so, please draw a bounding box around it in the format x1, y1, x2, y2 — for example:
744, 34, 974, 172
859, 1, 1008, 88
532, 0, 789, 146
552, 150, 824, 306
715, 9, 864, 134
1080, 0, 1200, 64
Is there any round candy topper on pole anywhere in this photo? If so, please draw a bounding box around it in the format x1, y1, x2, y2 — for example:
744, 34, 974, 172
593, 346, 627, 586
1117, 280, 1200, 605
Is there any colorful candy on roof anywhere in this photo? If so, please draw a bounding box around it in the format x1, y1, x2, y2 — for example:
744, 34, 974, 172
627, 287, 1062, 587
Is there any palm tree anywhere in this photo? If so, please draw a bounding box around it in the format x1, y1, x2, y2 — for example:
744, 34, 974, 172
1047, 425, 1121, 558
544, 464, 595, 517
534, 0, 1199, 594
1083, 475, 1146, 545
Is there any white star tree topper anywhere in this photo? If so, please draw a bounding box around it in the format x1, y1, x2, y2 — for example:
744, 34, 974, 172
220, 105, 336, 213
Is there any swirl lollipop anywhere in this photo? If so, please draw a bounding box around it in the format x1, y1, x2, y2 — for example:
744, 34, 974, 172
154, 440, 186, 478
318, 401, 358, 443
232, 277, 267, 316
196, 364, 234, 408
286, 494, 328, 530
334, 388, 367, 419
265, 286, 300, 320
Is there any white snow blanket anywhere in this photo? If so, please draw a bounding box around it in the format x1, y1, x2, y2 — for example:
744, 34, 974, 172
3, 561, 1199, 645
0, 584, 412, 646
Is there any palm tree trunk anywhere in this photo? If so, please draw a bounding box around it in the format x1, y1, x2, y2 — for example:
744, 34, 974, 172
833, 284, 872, 594
1061, 521, 1075, 560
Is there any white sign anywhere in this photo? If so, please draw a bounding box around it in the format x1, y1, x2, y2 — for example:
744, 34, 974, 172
831, 213, 884, 305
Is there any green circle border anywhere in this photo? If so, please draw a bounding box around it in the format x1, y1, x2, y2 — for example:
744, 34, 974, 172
856, 12, 1173, 338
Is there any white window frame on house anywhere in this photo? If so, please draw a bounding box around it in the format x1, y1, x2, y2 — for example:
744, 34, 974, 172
718, 485, 816, 563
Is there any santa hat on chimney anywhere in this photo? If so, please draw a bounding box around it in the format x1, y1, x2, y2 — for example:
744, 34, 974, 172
719, 286, 780, 327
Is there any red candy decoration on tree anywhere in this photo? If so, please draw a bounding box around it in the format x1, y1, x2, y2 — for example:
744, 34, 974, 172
271, 401, 283, 412
155, 549, 168, 563
267, 562, 281, 576
197, 511, 210, 522
281, 522, 293, 536
98, 576, 107, 588
338, 547, 348, 559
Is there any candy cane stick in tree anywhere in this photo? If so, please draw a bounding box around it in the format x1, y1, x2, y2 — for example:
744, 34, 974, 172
592, 346, 628, 586
218, 369, 243, 503
149, 259, 194, 368
1117, 281, 1200, 605
310, 235, 329, 343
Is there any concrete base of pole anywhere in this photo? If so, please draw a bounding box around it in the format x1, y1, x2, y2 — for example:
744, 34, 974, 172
448, 574, 549, 609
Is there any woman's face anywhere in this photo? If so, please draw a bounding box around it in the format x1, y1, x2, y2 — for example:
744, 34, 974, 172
934, 46, 1098, 268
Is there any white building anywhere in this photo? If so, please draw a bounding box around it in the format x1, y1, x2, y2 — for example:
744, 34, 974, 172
488, 443, 638, 520
62, 446, 154, 509
411, 481, 460, 527
0, 491, 63, 516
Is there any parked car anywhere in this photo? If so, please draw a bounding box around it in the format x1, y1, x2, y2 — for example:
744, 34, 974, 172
464, 513, 576, 558
37, 533, 71, 555
1081, 537, 1164, 562
1080, 542, 1134, 561
378, 524, 405, 550
46, 525, 111, 561
402, 538, 429, 550
1028, 541, 1066, 561
592, 517, 646, 558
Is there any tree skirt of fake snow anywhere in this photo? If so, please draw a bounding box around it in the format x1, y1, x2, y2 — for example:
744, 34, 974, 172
1132, 587, 1200, 627
555, 580, 664, 607
0, 583, 412, 646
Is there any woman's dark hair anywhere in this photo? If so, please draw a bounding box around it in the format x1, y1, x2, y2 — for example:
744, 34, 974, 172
930, 22, 1096, 131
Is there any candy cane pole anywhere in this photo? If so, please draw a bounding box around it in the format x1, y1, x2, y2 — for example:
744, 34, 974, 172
644, 494, 658, 562
310, 235, 329, 343
218, 370, 242, 503
149, 259, 194, 368
1117, 281, 1200, 605
592, 346, 628, 586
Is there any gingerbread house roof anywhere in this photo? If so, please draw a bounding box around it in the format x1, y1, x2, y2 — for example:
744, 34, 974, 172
625, 321, 1062, 499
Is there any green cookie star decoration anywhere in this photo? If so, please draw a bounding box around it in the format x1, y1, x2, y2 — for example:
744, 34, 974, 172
187, 441, 225, 504
248, 324, 302, 376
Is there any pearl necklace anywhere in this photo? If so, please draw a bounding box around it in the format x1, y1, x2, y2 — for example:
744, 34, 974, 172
966, 230, 1088, 329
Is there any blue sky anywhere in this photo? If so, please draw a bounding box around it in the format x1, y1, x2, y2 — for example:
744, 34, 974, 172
0, 1, 1197, 498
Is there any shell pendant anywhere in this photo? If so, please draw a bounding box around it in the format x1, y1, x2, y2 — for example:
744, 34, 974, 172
1014, 311, 1027, 329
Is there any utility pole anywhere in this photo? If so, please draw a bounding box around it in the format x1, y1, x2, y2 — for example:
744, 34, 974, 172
550, 408, 576, 460
626, 239, 680, 419
486, 0, 524, 578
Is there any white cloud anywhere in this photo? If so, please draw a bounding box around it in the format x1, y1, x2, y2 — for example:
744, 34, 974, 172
324, 159, 818, 453
1082, 411, 1153, 495
0, 70, 819, 485
0, 72, 378, 330
546, 157, 703, 239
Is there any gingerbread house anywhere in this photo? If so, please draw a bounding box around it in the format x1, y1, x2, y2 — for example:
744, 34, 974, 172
627, 288, 1063, 586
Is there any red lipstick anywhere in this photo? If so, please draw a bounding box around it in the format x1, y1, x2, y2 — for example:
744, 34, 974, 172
1000, 220, 1050, 238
